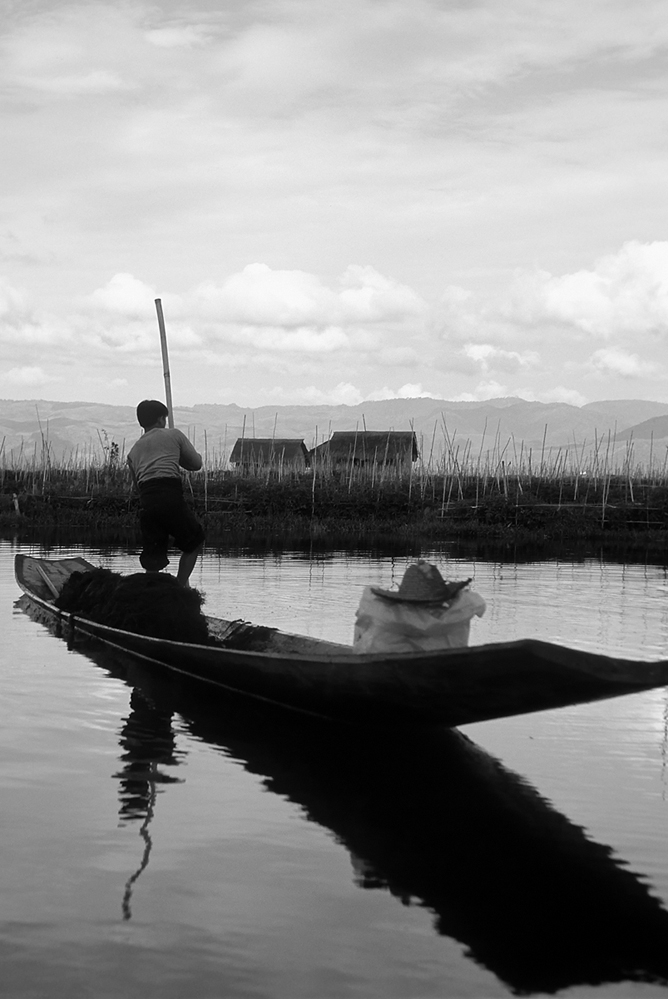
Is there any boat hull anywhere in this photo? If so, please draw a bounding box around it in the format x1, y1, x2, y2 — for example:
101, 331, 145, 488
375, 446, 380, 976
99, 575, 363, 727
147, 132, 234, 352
14, 554, 668, 727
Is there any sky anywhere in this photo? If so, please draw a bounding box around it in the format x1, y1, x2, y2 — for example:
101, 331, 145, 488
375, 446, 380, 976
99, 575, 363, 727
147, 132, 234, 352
1, 0, 668, 409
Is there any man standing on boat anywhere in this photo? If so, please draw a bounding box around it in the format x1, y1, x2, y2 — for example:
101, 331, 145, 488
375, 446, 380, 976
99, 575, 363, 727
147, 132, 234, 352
127, 399, 205, 587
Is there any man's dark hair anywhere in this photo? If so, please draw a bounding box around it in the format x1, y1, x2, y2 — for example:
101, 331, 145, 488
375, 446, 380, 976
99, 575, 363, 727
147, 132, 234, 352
136, 399, 169, 429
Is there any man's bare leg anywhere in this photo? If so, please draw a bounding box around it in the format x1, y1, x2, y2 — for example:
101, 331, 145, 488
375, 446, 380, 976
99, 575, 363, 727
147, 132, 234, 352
177, 543, 203, 587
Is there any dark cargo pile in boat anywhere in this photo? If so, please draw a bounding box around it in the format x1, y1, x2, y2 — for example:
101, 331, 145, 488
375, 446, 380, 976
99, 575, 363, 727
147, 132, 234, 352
54, 568, 210, 644
216, 619, 279, 651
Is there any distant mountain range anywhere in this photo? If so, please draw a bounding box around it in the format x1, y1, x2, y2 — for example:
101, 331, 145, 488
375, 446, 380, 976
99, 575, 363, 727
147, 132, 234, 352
2, 396, 668, 467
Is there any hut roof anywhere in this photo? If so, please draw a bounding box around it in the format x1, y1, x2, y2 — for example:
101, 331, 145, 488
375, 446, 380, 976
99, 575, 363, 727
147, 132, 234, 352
311, 430, 419, 462
229, 438, 309, 464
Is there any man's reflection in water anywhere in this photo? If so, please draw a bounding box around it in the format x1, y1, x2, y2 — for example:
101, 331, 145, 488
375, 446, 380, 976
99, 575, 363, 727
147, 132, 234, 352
108, 666, 668, 994
113, 687, 183, 919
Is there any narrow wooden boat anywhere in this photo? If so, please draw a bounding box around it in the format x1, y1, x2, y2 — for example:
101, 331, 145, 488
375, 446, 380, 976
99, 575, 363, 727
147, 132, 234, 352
14, 553, 668, 728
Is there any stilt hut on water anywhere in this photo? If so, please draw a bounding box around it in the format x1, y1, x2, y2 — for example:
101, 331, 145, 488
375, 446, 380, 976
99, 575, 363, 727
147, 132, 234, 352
310, 431, 419, 469
229, 438, 310, 471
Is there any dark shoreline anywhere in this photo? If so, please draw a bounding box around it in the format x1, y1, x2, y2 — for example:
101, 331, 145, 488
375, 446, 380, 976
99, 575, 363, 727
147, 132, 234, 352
2, 498, 667, 565
1, 468, 666, 557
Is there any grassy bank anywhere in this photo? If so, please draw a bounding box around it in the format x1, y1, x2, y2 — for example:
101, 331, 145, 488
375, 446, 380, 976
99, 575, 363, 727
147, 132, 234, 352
1, 462, 667, 549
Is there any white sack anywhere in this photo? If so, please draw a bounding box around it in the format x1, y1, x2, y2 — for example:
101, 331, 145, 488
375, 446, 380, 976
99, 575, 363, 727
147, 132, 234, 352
353, 586, 486, 655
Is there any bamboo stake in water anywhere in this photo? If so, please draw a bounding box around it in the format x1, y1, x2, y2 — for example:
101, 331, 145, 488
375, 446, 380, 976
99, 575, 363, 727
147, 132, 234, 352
154, 299, 174, 428
239, 414, 246, 470
204, 429, 208, 513
349, 422, 358, 493
649, 431, 654, 482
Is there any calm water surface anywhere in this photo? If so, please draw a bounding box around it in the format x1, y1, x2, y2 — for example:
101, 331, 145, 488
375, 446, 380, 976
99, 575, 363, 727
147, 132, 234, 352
2, 538, 668, 998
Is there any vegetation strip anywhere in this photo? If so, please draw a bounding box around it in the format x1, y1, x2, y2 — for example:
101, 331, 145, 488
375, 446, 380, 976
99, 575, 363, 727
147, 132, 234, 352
1, 461, 666, 545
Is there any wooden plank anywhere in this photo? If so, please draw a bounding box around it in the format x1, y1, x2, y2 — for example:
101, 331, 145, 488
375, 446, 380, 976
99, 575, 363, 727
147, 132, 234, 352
36, 563, 60, 599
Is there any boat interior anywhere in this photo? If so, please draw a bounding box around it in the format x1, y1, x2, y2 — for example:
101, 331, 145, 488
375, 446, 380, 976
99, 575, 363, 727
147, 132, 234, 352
18, 555, 351, 657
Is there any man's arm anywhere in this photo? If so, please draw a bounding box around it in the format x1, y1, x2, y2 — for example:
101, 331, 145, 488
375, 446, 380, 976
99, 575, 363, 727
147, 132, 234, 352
174, 429, 203, 471
127, 456, 139, 491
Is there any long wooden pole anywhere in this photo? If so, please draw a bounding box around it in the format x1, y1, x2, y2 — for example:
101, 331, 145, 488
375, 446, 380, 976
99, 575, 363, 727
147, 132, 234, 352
154, 298, 174, 428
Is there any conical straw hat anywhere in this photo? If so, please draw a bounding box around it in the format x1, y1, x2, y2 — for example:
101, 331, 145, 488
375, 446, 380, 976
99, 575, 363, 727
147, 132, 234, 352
371, 560, 471, 605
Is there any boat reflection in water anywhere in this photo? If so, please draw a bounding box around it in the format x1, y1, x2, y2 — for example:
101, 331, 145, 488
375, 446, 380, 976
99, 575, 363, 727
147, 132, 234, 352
90, 647, 668, 994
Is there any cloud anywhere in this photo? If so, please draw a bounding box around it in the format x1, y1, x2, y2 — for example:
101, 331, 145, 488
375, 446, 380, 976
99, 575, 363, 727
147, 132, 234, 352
1, 6, 136, 98
588, 347, 660, 379
428, 241, 668, 401
5, 236, 667, 409
453, 380, 509, 402
434, 287, 526, 355
365, 383, 441, 401
189, 0, 668, 125
219, 325, 350, 353
86, 273, 158, 317
185, 265, 329, 327
2, 0, 668, 411
536, 387, 588, 406
145, 25, 211, 49
81, 319, 201, 354
462, 343, 540, 374
87, 264, 423, 332
266, 382, 364, 406
263, 380, 442, 406
510, 385, 589, 406
0, 276, 76, 346
4, 366, 53, 386
434, 286, 479, 340
0, 275, 29, 319
502, 241, 668, 338
377, 346, 420, 367
338, 266, 426, 322
193, 263, 425, 328
0, 321, 74, 346
452, 380, 588, 405
28, 70, 128, 96
78, 265, 422, 364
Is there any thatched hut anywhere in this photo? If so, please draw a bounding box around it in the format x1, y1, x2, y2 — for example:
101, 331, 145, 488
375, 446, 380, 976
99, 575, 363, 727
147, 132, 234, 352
229, 438, 310, 470
310, 431, 419, 467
